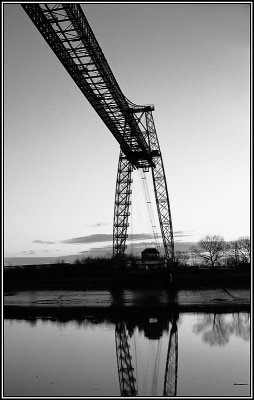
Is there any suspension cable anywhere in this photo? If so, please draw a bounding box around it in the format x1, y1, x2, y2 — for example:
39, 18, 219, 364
138, 169, 161, 252
151, 338, 162, 396
133, 331, 139, 393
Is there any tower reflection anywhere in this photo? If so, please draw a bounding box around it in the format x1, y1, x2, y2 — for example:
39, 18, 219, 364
115, 312, 179, 396
4, 302, 249, 397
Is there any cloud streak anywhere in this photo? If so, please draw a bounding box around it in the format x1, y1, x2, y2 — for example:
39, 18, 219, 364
61, 233, 157, 244
61, 234, 112, 244
33, 240, 56, 244
173, 231, 193, 237
87, 222, 110, 227
61, 231, 192, 244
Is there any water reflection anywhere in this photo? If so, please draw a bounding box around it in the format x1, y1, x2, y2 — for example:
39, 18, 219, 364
115, 314, 178, 396
4, 306, 250, 397
193, 313, 250, 346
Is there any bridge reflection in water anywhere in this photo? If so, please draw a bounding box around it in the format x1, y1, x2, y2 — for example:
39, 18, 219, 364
115, 314, 178, 396
4, 294, 250, 397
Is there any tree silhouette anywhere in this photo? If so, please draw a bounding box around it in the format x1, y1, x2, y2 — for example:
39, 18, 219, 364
238, 237, 250, 263
191, 235, 226, 268
193, 313, 250, 346
225, 236, 250, 267
174, 250, 189, 268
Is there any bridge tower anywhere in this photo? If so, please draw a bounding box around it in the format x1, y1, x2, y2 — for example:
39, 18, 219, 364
21, 3, 175, 263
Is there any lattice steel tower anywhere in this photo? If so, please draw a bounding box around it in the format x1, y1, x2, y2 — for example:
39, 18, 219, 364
21, 3, 175, 262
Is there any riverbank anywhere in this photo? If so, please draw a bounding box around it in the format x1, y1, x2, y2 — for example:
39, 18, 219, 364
4, 266, 251, 291
4, 287, 250, 317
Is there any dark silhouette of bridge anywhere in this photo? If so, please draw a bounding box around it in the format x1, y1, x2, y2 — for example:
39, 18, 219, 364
21, 4, 175, 262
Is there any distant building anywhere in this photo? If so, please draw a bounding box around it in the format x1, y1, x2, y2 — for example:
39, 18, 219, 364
134, 247, 166, 270
141, 248, 160, 260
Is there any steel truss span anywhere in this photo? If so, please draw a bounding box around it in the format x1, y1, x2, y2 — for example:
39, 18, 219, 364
21, 3, 175, 262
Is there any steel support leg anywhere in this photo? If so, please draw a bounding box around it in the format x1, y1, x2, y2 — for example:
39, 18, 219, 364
145, 111, 175, 262
113, 150, 133, 257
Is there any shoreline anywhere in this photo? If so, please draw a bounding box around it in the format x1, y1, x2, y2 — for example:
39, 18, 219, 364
4, 268, 251, 289
4, 288, 250, 317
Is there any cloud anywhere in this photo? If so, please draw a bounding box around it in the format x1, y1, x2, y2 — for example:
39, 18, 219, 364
43, 249, 61, 253
173, 231, 193, 238
129, 233, 157, 241
61, 234, 113, 244
87, 222, 110, 227
31, 232, 192, 253
61, 233, 156, 244
34, 232, 191, 247
33, 240, 55, 244
174, 234, 192, 238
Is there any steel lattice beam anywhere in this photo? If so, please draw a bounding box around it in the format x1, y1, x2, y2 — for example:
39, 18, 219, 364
21, 3, 154, 169
21, 3, 175, 262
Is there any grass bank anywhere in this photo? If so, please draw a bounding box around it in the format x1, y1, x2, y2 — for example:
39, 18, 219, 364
4, 262, 250, 291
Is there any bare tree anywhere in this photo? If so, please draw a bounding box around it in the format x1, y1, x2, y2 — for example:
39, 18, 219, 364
226, 236, 250, 266
174, 250, 189, 267
225, 240, 241, 267
238, 236, 250, 263
191, 235, 226, 268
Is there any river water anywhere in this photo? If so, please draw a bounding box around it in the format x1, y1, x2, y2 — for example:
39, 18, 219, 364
4, 295, 250, 397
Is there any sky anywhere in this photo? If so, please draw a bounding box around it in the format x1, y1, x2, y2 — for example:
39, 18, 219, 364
3, 2, 251, 262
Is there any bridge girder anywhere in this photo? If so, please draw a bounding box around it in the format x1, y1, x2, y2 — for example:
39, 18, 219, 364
21, 3, 155, 169
21, 3, 175, 262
